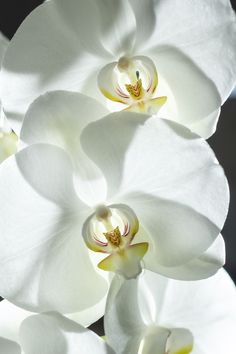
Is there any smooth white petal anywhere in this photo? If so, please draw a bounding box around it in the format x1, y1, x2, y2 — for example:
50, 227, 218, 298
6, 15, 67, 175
105, 275, 145, 354
0, 337, 21, 354
21, 90, 109, 205
151, 47, 221, 137
187, 109, 221, 139
81, 113, 229, 270
0, 296, 106, 339
105, 269, 236, 354
19, 312, 114, 354
0, 0, 109, 134
124, 193, 220, 267
143, 234, 225, 281
0, 144, 108, 317
129, 0, 156, 51
143, 0, 236, 102
0, 300, 33, 342
95, 0, 136, 56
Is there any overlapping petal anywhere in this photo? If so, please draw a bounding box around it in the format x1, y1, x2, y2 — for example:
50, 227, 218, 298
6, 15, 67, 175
0, 144, 108, 318
21, 91, 108, 205
105, 269, 236, 354
0, 310, 114, 354
81, 113, 229, 269
19, 312, 114, 354
139, 0, 236, 102
0, 338, 21, 354
151, 47, 221, 138
1, 0, 235, 137
0, 0, 109, 133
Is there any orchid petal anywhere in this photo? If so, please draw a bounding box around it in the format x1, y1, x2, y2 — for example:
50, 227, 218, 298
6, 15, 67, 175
19, 312, 114, 354
142, 234, 225, 281
143, 0, 236, 102
0, 338, 21, 354
95, 0, 136, 56
0, 144, 108, 318
150, 47, 221, 137
0, 0, 109, 134
129, 0, 156, 51
125, 193, 219, 267
81, 113, 228, 271
0, 300, 33, 342
21, 90, 108, 206
105, 269, 236, 354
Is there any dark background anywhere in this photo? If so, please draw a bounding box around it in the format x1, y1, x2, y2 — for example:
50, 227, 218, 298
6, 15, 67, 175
0, 0, 235, 334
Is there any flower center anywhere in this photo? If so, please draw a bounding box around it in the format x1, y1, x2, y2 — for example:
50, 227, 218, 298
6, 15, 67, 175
82, 204, 148, 279
98, 55, 167, 114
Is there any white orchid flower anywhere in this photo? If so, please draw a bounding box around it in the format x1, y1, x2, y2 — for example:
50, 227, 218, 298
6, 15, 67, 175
0, 310, 114, 354
0, 32, 18, 163
105, 268, 236, 354
0, 0, 236, 138
0, 90, 229, 323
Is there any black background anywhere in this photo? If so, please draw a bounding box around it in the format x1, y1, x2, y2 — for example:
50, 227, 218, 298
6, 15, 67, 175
0, 0, 235, 334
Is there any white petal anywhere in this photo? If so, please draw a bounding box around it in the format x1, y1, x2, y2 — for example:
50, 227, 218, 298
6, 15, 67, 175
81, 113, 229, 271
95, 0, 136, 56
129, 0, 156, 51
19, 312, 114, 354
147, 269, 236, 354
143, 234, 225, 281
124, 193, 220, 267
0, 300, 33, 342
21, 90, 109, 205
187, 109, 221, 139
0, 337, 21, 354
143, 0, 236, 102
0, 144, 108, 317
152, 47, 221, 137
105, 269, 236, 354
104, 275, 145, 354
0, 0, 109, 134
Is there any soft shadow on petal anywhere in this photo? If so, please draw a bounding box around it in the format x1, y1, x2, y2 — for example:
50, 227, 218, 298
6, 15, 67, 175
0, 145, 108, 318
0, 337, 21, 354
149, 45, 221, 137
19, 312, 115, 354
142, 0, 236, 102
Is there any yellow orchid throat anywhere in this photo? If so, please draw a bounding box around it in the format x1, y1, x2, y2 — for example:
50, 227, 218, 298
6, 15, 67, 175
82, 204, 148, 279
98, 55, 167, 114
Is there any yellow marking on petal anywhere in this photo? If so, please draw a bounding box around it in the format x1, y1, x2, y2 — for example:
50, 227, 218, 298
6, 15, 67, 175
104, 226, 122, 247
125, 79, 144, 100
125, 96, 167, 114
98, 242, 149, 279
100, 88, 126, 104
173, 345, 193, 354
152, 66, 158, 93
97, 253, 117, 272
0, 131, 18, 163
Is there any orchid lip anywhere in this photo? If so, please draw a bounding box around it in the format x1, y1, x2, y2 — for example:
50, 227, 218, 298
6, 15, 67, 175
98, 55, 167, 114
82, 203, 148, 279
